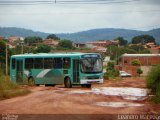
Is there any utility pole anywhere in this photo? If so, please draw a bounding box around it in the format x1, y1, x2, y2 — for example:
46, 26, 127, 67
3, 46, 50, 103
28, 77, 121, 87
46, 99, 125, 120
6, 41, 8, 75
20, 37, 24, 54
21, 42, 24, 54
55, 0, 56, 3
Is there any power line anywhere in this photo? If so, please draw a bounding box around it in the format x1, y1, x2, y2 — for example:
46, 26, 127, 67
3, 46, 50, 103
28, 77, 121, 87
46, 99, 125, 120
0, 0, 141, 5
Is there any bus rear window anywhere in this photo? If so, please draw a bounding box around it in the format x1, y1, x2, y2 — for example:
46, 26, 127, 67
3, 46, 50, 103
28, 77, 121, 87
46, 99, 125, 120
12, 58, 16, 69
25, 58, 34, 69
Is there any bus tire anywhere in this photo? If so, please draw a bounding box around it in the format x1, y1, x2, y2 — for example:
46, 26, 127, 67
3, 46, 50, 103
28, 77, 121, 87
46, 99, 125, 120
86, 84, 91, 88
81, 84, 86, 88
45, 84, 55, 87
28, 77, 35, 86
64, 77, 72, 88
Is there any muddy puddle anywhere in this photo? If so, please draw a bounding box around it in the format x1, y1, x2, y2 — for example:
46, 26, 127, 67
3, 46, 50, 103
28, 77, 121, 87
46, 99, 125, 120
69, 87, 148, 101
94, 102, 144, 108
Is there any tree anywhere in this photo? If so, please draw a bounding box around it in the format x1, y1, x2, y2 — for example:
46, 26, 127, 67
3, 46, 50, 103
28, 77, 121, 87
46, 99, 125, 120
131, 59, 141, 66
132, 35, 156, 44
0, 40, 11, 74
46, 34, 60, 40
0, 40, 6, 65
57, 39, 74, 50
106, 61, 115, 71
105, 61, 119, 78
24, 36, 43, 46
115, 37, 128, 46
137, 68, 143, 77
127, 45, 150, 54
146, 65, 160, 103
107, 45, 136, 60
34, 45, 52, 53
11, 46, 35, 55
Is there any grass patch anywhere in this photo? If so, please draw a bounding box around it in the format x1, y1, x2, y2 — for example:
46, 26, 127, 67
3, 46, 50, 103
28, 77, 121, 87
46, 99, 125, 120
0, 72, 30, 100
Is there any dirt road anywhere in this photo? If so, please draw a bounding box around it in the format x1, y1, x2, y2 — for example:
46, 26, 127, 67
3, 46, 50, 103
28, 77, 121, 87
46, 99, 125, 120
0, 77, 159, 120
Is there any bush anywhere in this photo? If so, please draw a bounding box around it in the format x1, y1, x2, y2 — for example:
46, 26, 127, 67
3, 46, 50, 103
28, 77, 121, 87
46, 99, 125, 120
105, 61, 119, 78
131, 59, 141, 66
137, 68, 143, 76
146, 65, 160, 103
103, 73, 109, 80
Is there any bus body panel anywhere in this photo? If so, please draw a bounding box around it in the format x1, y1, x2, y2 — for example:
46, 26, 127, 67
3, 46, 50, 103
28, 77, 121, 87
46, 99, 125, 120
10, 53, 103, 86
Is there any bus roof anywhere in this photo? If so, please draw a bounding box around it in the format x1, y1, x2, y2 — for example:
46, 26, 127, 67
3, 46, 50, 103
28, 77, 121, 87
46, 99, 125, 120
11, 52, 100, 58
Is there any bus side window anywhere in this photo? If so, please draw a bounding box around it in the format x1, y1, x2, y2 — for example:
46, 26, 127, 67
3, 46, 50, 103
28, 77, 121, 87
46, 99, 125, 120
63, 58, 70, 69
34, 58, 43, 69
54, 58, 62, 69
25, 58, 34, 69
44, 58, 53, 69
12, 58, 16, 69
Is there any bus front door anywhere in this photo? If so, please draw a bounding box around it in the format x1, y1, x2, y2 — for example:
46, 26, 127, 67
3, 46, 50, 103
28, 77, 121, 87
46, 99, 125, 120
16, 59, 23, 84
73, 59, 80, 83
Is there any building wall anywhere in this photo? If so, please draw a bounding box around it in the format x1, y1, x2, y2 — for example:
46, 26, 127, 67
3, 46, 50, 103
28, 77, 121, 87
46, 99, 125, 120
120, 56, 160, 66
115, 65, 152, 76
115, 65, 138, 76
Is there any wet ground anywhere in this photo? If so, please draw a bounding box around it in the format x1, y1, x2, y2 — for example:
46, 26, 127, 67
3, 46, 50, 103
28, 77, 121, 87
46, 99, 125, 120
0, 77, 160, 119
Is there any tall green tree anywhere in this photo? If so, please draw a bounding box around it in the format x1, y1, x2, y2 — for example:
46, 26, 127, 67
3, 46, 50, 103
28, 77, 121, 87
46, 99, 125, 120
0, 40, 11, 73
46, 34, 60, 40
24, 36, 43, 46
115, 37, 128, 46
107, 45, 136, 60
127, 45, 150, 54
57, 39, 74, 50
0, 40, 6, 65
34, 45, 52, 53
11, 46, 35, 55
132, 35, 156, 44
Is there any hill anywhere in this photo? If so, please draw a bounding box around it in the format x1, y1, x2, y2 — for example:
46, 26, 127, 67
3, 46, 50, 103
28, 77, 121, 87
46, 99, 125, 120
0, 27, 159, 43
57, 28, 160, 43
0, 27, 49, 38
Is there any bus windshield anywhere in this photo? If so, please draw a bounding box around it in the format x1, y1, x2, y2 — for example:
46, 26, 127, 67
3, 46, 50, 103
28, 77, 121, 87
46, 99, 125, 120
80, 58, 102, 73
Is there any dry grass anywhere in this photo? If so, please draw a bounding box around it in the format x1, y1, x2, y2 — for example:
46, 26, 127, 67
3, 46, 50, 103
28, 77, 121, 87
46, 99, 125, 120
0, 71, 30, 100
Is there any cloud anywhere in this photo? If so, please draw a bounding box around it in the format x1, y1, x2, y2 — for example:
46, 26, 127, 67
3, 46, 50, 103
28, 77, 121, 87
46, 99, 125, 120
0, 0, 160, 33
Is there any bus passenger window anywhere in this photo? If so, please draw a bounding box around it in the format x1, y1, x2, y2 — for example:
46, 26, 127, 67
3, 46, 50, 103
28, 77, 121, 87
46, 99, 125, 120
34, 58, 43, 69
44, 58, 53, 69
63, 58, 70, 69
12, 58, 16, 69
54, 58, 62, 69
25, 58, 33, 69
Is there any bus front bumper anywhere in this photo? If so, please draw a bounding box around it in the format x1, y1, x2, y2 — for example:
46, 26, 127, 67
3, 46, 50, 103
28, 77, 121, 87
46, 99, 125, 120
80, 79, 103, 84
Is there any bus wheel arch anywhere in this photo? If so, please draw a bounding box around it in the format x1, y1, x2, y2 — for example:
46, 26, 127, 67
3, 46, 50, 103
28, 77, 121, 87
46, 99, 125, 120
28, 76, 35, 86
64, 76, 72, 88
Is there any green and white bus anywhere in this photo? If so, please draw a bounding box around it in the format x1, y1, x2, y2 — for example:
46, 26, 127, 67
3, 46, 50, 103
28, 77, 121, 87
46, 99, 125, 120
10, 53, 103, 88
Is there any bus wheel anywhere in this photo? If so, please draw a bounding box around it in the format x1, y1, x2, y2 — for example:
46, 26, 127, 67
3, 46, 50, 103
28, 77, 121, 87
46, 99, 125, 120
64, 77, 72, 88
86, 84, 91, 88
45, 84, 55, 87
81, 84, 86, 88
28, 77, 35, 86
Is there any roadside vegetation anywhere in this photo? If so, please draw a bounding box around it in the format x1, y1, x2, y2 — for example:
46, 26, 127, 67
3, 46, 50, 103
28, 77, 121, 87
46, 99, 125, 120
146, 65, 160, 103
0, 70, 30, 100
104, 61, 119, 80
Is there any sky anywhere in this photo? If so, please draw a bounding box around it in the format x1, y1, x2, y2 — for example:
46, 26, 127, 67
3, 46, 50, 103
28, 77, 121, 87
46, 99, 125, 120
0, 0, 160, 33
